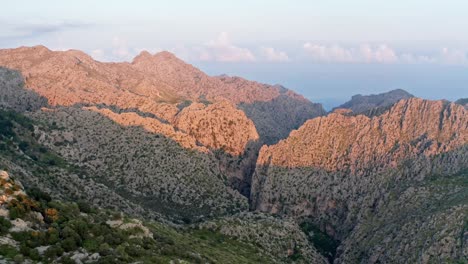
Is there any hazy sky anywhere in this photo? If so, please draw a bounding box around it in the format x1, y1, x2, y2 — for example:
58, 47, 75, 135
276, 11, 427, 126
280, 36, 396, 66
1, 0, 467, 108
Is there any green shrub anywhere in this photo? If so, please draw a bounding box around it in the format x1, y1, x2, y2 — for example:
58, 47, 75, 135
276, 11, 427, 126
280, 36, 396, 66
0, 244, 19, 259
61, 237, 78, 252
99, 243, 112, 256
0, 216, 12, 235
44, 245, 64, 259
300, 222, 339, 262
83, 238, 99, 252
27, 187, 52, 202
77, 200, 92, 213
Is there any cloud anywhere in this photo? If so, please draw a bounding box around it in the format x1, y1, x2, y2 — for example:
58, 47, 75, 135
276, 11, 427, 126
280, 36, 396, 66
86, 32, 285, 63
0, 20, 90, 41
111, 37, 131, 60
15, 21, 88, 35
303, 43, 398, 63
359, 44, 398, 63
90, 49, 105, 61
199, 32, 256, 62
260, 47, 290, 62
303, 43, 468, 66
439, 48, 468, 65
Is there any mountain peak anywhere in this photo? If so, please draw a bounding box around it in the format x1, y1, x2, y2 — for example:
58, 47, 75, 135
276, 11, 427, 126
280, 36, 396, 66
132, 50, 181, 64
154, 50, 178, 58
131, 50, 153, 63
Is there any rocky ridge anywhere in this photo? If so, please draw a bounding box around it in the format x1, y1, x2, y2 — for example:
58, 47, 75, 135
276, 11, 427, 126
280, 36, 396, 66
257, 98, 467, 172
456, 98, 468, 109
252, 98, 468, 263
1, 45, 467, 263
334, 89, 414, 115
0, 46, 324, 146
0, 46, 325, 198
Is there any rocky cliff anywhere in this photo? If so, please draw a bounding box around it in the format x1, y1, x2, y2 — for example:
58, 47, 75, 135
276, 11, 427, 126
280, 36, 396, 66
252, 98, 468, 263
257, 98, 467, 172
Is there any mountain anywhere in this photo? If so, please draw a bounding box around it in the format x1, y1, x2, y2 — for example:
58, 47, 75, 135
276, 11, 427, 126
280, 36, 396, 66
0, 105, 326, 263
0, 46, 324, 145
1, 45, 467, 263
0, 46, 324, 197
252, 98, 468, 263
456, 98, 468, 109
334, 89, 414, 115
0, 45, 322, 199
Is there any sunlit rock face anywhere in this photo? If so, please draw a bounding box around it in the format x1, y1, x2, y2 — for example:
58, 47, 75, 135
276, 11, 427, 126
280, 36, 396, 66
252, 98, 468, 263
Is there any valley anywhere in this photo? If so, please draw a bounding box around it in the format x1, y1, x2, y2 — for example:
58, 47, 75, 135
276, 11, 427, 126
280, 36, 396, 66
0, 47, 466, 263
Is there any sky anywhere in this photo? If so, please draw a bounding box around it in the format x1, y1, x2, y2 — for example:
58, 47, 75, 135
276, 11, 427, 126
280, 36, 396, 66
1, 0, 467, 109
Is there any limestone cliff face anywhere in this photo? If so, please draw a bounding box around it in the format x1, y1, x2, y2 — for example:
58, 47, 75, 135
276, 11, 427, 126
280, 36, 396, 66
257, 98, 467, 173
174, 101, 259, 156
85, 106, 208, 152
86, 101, 259, 156
252, 98, 468, 263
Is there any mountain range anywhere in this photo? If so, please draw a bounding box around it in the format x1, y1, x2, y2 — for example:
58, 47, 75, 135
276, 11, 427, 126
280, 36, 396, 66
0, 46, 466, 264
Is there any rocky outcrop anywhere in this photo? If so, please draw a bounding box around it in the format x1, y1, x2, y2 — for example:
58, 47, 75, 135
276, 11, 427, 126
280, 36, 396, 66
252, 98, 468, 263
335, 89, 414, 115
85, 106, 208, 152
174, 101, 259, 156
86, 101, 259, 156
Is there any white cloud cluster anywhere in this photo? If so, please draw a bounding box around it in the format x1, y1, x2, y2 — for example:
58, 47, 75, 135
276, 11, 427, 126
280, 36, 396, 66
303, 43, 398, 63
198, 32, 256, 62
88, 33, 468, 66
260, 47, 290, 62
439, 48, 468, 65
172, 33, 292, 63
303, 42, 468, 65
111, 37, 131, 60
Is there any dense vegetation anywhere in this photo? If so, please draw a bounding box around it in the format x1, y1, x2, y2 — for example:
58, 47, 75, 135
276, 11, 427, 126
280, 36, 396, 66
0, 108, 296, 263
0, 109, 65, 168
0, 176, 275, 263
299, 222, 338, 262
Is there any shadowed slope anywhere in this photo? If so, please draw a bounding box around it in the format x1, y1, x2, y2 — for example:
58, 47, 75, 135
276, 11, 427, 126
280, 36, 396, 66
334, 89, 414, 115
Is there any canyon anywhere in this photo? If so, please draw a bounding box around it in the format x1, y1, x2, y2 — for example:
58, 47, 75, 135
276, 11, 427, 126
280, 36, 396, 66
0, 46, 466, 263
